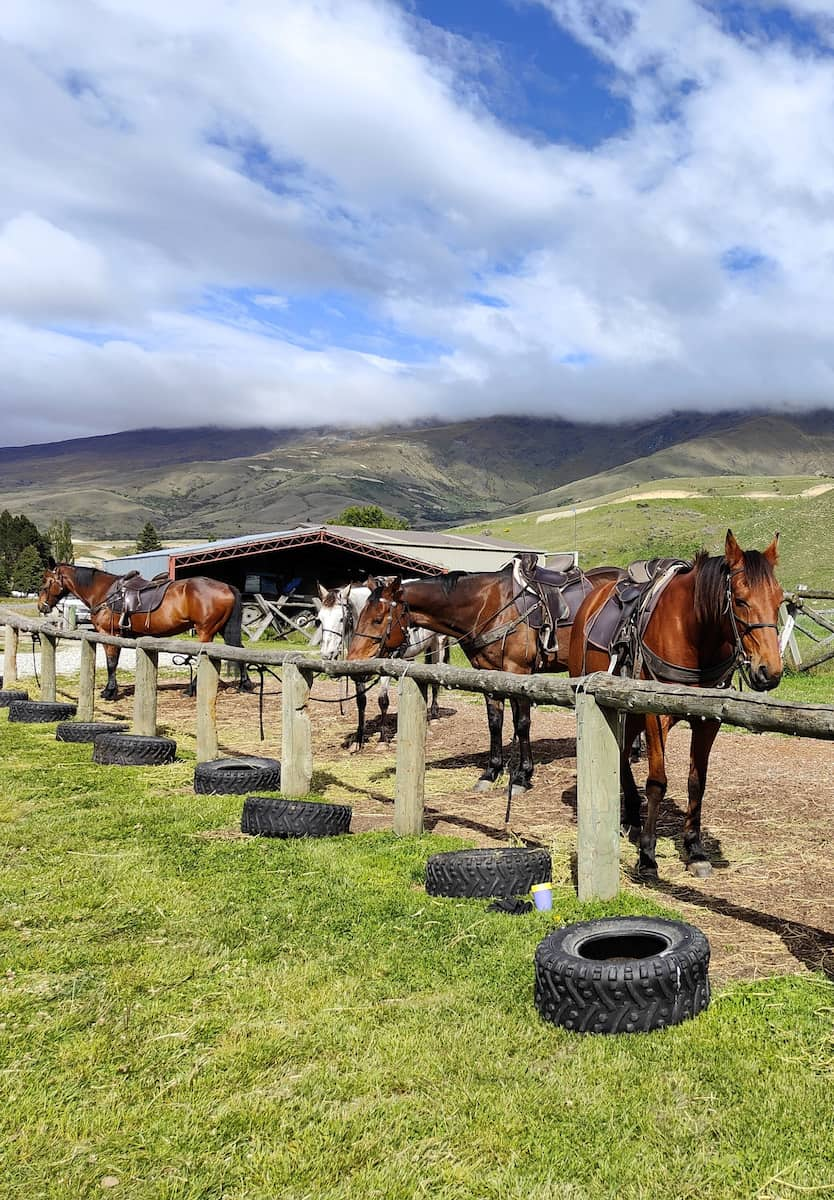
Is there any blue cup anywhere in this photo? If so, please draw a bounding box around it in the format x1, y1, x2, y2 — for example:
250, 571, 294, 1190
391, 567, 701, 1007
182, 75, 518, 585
531, 882, 553, 911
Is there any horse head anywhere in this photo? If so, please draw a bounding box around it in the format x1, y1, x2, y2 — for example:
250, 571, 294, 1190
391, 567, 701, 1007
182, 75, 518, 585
315, 582, 356, 660
348, 576, 410, 660
38, 559, 71, 614
723, 528, 783, 691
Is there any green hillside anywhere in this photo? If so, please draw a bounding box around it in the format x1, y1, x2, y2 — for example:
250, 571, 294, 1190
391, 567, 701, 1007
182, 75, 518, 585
453, 476, 834, 590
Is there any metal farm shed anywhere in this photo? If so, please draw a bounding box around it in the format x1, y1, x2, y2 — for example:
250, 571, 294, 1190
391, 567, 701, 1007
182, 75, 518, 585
102, 524, 561, 596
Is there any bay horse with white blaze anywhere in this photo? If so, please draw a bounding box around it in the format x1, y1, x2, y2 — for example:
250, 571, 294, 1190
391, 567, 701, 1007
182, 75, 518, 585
38, 562, 251, 699
568, 530, 783, 879
347, 561, 625, 794
315, 582, 449, 746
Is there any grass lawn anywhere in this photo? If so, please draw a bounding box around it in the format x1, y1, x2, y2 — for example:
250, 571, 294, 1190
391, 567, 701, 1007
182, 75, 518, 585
2, 711, 833, 1200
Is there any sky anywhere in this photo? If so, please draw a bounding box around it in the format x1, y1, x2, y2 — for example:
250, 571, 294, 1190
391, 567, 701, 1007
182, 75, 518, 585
3, 0, 834, 446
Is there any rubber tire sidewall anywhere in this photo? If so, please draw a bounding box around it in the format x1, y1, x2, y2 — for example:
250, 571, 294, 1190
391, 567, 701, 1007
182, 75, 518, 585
0, 689, 29, 707
241, 797, 351, 838
56, 721, 130, 743
194, 757, 281, 795
93, 733, 177, 765
425, 847, 552, 898
535, 916, 710, 1035
8, 700, 77, 723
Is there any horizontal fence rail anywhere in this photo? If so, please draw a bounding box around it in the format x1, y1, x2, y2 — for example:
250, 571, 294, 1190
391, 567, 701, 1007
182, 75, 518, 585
2, 606, 833, 901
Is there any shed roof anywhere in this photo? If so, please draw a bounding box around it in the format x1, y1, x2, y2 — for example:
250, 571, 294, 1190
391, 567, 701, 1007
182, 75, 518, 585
103, 524, 556, 576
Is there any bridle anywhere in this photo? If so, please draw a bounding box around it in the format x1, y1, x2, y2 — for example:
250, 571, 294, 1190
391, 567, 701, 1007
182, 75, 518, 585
39, 567, 68, 613
725, 566, 781, 688
352, 593, 412, 654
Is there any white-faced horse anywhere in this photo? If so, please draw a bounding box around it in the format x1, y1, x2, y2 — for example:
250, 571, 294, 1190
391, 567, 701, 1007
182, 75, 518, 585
315, 582, 449, 746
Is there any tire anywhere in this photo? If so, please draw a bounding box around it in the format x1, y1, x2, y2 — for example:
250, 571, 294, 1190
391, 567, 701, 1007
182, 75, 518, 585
8, 700, 77, 723
534, 916, 711, 1035
56, 721, 130, 743
93, 732, 177, 766
0, 689, 30, 708
425, 847, 551, 898
241, 797, 352, 838
194, 756, 281, 795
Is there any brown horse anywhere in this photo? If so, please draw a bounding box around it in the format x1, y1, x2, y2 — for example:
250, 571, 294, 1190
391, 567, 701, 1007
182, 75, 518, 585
38, 562, 251, 699
569, 530, 783, 879
347, 563, 624, 794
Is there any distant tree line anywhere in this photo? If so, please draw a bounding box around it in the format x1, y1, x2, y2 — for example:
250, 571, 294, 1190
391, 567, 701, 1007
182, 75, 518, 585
0, 512, 75, 596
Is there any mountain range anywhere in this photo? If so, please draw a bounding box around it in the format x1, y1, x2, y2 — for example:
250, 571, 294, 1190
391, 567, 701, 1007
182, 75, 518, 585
1, 409, 833, 544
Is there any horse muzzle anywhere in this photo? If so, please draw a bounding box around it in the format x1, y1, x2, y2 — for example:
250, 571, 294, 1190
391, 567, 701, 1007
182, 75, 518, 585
750, 662, 782, 691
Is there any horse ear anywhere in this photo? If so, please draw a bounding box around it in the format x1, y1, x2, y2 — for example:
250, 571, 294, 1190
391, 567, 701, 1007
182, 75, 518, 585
47, 556, 56, 570
763, 532, 780, 566
340, 583, 352, 599
724, 529, 743, 569
388, 575, 403, 598
317, 582, 328, 601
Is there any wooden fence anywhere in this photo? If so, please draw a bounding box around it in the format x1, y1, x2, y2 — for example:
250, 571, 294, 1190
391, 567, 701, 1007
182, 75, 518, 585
3, 606, 834, 903
781, 589, 834, 672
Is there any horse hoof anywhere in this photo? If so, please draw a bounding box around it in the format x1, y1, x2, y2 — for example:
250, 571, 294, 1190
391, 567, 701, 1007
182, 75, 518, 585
510, 783, 529, 798
636, 862, 658, 881
687, 859, 712, 879
474, 778, 496, 792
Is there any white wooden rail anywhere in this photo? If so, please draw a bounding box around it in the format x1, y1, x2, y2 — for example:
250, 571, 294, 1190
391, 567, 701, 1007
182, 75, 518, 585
3, 607, 834, 902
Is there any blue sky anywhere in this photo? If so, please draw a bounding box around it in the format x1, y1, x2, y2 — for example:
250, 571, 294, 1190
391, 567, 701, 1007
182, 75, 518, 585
2, 0, 834, 444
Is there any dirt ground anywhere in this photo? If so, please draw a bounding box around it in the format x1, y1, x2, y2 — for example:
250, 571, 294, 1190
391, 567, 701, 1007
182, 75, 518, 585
100, 671, 834, 987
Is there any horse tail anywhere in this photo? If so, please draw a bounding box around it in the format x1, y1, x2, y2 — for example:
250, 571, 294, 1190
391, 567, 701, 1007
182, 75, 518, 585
222, 585, 243, 647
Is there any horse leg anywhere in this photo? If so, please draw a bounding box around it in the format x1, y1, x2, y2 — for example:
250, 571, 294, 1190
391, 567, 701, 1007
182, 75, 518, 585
475, 695, 505, 789
620, 715, 644, 839
638, 714, 670, 878
683, 718, 721, 878
508, 695, 533, 794
354, 682, 367, 750
220, 589, 254, 692
428, 682, 440, 722
101, 645, 120, 700
378, 679, 392, 743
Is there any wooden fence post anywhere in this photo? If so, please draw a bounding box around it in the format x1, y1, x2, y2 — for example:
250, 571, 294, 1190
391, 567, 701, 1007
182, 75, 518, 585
281, 662, 313, 795
40, 631, 57, 702
77, 637, 96, 721
133, 646, 158, 736
575, 689, 621, 901
3, 624, 18, 686
394, 675, 427, 835
196, 653, 220, 763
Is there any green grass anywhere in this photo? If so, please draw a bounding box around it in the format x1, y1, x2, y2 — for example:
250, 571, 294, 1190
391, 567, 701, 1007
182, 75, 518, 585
453, 475, 834, 591
1, 716, 833, 1199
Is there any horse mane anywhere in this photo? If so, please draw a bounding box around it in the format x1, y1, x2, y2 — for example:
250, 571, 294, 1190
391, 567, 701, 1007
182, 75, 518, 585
692, 549, 775, 626
66, 564, 100, 589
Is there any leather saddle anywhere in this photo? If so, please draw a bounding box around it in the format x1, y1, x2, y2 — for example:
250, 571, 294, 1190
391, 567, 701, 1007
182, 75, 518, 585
586, 558, 689, 668
510, 552, 614, 656
107, 570, 173, 629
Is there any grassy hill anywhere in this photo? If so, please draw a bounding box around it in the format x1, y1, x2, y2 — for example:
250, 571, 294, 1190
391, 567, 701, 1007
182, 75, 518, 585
4, 409, 834, 541
453, 474, 834, 590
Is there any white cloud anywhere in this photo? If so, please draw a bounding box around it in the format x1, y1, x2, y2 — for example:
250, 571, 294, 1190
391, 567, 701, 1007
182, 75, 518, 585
2, 0, 834, 443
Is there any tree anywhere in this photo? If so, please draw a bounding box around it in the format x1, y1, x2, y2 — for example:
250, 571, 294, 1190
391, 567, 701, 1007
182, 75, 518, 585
333, 504, 409, 530
136, 522, 163, 552
0, 510, 49, 578
48, 518, 74, 564
12, 544, 45, 594
0, 560, 9, 597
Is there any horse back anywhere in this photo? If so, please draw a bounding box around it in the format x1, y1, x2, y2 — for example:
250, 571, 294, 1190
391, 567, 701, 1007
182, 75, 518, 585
567, 578, 618, 676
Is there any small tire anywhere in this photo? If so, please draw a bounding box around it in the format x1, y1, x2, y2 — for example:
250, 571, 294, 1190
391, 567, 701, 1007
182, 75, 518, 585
425, 847, 551, 898
534, 916, 711, 1035
93, 732, 177, 766
0, 689, 30, 708
56, 721, 130, 743
194, 756, 281, 795
241, 797, 352, 838
8, 700, 77, 723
